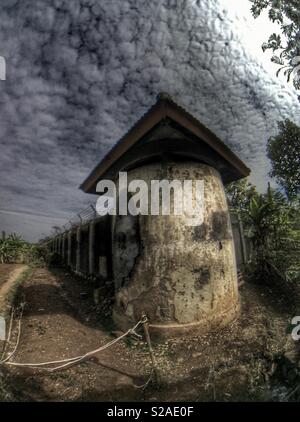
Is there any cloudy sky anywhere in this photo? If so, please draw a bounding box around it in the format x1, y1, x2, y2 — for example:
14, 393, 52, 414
0, 0, 299, 242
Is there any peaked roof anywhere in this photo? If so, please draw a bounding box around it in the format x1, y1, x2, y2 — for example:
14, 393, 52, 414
80, 93, 250, 193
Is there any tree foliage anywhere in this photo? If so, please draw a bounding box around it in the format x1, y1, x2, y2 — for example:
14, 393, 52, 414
0, 233, 41, 264
226, 180, 300, 285
226, 178, 257, 213
267, 119, 300, 200
250, 0, 300, 89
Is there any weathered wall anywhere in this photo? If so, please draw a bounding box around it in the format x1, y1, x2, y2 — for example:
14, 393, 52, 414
112, 161, 239, 338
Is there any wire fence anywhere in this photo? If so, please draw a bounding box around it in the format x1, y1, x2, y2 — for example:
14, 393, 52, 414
44, 206, 250, 271
43, 204, 98, 242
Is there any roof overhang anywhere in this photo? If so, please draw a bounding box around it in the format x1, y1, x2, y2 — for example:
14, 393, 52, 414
80, 93, 250, 194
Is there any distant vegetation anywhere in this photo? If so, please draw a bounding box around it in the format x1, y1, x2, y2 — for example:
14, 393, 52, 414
0, 233, 43, 265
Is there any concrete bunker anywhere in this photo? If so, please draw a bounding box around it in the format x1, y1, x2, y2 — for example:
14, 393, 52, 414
79, 93, 251, 338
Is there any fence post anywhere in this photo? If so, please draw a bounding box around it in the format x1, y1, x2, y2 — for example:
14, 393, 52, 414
76, 225, 81, 273
62, 234, 65, 261
89, 220, 95, 275
237, 212, 247, 266
67, 231, 72, 267
58, 236, 62, 255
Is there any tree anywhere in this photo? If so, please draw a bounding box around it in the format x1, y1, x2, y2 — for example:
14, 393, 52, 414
241, 185, 299, 282
226, 180, 300, 284
250, 0, 300, 89
226, 178, 257, 216
267, 119, 300, 200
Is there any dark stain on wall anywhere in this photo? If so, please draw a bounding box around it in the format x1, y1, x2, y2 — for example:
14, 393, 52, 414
193, 267, 210, 290
192, 224, 207, 241
94, 215, 113, 280
116, 232, 127, 250
211, 211, 231, 240
116, 214, 141, 289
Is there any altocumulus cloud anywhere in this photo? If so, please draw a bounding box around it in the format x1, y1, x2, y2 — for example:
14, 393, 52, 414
0, 0, 299, 242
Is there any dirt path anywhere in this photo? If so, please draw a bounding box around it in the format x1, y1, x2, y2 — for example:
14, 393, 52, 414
0, 264, 24, 288
0, 265, 28, 310
1, 265, 299, 402
2, 267, 147, 401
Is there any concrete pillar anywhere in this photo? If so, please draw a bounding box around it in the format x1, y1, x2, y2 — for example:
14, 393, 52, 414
89, 220, 95, 274
62, 234, 65, 261
237, 212, 247, 266
76, 225, 81, 273
99, 256, 108, 279
67, 231, 72, 267
112, 162, 239, 339
57, 234, 62, 256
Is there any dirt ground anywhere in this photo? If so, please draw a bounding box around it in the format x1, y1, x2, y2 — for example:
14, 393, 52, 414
0, 264, 24, 289
0, 264, 299, 402
0, 264, 27, 310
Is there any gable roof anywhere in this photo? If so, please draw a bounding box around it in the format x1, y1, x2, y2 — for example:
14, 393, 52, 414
80, 92, 250, 193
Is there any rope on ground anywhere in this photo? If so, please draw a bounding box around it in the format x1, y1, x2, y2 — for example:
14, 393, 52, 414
0, 315, 148, 372
0, 304, 25, 364
133, 369, 154, 390
0, 306, 14, 360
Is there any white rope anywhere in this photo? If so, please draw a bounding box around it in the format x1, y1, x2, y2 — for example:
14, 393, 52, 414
133, 369, 153, 390
0, 304, 25, 364
2, 316, 148, 372
0, 306, 14, 360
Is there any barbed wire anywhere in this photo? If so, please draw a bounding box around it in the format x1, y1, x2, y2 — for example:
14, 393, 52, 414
44, 203, 98, 242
